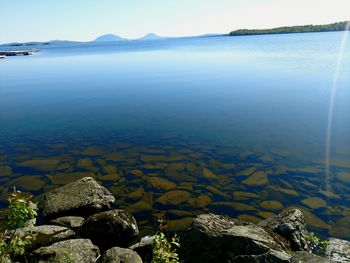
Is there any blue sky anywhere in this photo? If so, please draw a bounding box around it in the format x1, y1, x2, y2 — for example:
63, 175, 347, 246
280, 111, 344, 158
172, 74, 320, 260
1, 0, 349, 43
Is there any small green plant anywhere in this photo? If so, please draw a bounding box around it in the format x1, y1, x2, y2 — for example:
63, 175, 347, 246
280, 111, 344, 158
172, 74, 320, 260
6, 187, 37, 230
306, 232, 328, 256
0, 187, 37, 259
152, 219, 180, 263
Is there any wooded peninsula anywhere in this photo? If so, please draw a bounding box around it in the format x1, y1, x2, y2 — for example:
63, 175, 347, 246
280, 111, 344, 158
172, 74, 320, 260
229, 21, 349, 36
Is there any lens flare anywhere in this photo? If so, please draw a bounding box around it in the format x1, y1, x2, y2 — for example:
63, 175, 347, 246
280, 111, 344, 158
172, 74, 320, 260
325, 21, 350, 191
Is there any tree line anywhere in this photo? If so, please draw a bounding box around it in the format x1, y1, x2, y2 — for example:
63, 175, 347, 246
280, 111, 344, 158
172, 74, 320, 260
229, 21, 349, 36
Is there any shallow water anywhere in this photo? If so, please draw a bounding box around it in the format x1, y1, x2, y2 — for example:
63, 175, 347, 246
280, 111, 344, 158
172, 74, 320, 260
1, 32, 350, 238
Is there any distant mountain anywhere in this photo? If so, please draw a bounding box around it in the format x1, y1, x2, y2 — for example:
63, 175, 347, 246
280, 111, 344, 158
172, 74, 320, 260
138, 33, 165, 40
94, 34, 125, 42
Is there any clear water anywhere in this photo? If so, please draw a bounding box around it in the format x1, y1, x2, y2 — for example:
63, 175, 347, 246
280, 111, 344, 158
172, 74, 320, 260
1, 32, 350, 238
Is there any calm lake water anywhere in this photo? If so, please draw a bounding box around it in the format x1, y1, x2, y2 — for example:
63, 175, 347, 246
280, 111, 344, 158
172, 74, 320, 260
1, 32, 350, 238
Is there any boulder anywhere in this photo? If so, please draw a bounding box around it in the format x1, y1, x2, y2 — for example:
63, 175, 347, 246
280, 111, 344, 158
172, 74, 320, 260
81, 209, 139, 248
290, 251, 332, 263
30, 239, 100, 263
179, 213, 291, 263
50, 216, 84, 230
129, 236, 155, 263
43, 177, 115, 220
325, 238, 350, 262
100, 247, 142, 263
258, 209, 309, 251
10, 225, 75, 251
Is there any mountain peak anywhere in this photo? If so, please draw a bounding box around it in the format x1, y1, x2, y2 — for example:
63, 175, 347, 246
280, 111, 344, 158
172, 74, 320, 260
94, 34, 125, 42
139, 33, 164, 40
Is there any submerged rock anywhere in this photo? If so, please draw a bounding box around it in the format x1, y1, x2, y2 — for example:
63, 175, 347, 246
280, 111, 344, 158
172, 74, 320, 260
202, 168, 218, 179
81, 209, 139, 248
0, 166, 12, 176
166, 217, 193, 232
260, 200, 284, 211
31, 238, 100, 263
48, 172, 96, 185
80, 146, 104, 156
148, 177, 176, 190
179, 213, 291, 263
100, 247, 142, 263
211, 202, 256, 211
242, 171, 268, 186
188, 194, 212, 207
336, 172, 350, 184
11, 225, 75, 251
233, 191, 259, 200
156, 190, 191, 206
258, 209, 309, 251
76, 158, 93, 168
238, 214, 262, 224
127, 201, 152, 214
11, 175, 45, 191
18, 159, 60, 171
325, 238, 350, 263
43, 177, 115, 219
301, 197, 327, 209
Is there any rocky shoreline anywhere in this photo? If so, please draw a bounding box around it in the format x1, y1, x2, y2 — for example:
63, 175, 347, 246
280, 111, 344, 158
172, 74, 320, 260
2, 177, 349, 262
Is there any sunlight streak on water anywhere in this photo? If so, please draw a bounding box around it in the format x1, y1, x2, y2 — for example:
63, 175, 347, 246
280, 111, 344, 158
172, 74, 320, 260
325, 21, 350, 191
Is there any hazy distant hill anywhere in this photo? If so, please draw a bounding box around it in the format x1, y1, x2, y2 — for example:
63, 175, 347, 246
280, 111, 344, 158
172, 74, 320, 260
229, 21, 349, 36
138, 33, 165, 40
94, 34, 125, 42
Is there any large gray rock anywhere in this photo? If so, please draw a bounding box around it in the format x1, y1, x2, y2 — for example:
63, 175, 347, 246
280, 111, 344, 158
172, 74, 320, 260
129, 236, 155, 263
10, 225, 75, 251
259, 209, 309, 251
50, 216, 84, 230
43, 177, 115, 220
290, 251, 332, 263
30, 239, 100, 263
81, 209, 139, 248
100, 247, 143, 263
325, 238, 350, 262
179, 213, 292, 263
